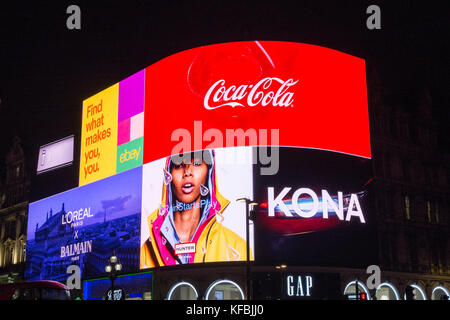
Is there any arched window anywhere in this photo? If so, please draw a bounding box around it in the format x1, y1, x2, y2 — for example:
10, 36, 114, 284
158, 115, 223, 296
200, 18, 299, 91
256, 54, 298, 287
375, 282, 400, 300
166, 282, 198, 300
205, 279, 244, 300
343, 280, 371, 300
404, 284, 427, 300
431, 286, 449, 300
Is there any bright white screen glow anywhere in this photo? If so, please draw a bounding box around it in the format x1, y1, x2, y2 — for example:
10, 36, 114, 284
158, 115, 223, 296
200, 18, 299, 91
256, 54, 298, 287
37, 135, 74, 174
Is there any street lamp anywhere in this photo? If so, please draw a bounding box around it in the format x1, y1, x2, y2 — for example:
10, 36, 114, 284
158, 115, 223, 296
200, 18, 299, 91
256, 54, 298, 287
105, 253, 122, 300
236, 198, 258, 301
275, 264, 287, 299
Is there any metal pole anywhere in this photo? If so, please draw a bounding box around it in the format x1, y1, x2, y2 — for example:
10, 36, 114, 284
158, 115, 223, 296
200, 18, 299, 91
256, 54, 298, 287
246, 201, 250, 301
280, 268, 283, 300
111, 275, 115, 301
238, 198, 256, 301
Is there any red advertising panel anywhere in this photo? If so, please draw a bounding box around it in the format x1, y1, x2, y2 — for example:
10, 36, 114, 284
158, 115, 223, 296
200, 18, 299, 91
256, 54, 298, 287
144, 41, 370, 164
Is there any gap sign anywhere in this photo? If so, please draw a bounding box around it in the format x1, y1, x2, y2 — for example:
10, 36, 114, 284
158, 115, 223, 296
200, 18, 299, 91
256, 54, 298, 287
282, 273, 341, 300
286, 275, 313, 297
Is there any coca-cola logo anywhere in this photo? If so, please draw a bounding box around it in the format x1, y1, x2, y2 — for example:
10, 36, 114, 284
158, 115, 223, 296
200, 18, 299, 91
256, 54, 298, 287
204, 77, 299, 110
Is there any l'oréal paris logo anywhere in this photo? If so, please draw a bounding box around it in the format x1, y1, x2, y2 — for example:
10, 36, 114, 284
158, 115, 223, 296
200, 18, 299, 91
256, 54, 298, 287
204, 77, 299, 110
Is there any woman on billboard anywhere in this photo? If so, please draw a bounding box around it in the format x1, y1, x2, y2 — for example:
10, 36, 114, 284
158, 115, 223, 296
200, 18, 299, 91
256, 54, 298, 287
140, 150, 250, 268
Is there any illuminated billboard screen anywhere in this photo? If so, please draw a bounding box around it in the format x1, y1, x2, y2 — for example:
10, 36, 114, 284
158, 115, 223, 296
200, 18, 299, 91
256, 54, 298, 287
83, 272, 152, 300
37, 135, 74, 174
79, 70, 145, 186
143, 41, 370, 163
252, 147, 374, 268
25, 167, 142, 281
31, 41, 371, 278
140, 147, 254, 268
138, 41, 372, 268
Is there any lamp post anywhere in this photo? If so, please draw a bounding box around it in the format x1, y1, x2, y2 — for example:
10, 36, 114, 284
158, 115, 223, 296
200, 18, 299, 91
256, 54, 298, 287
105, 253, 122, 300
237, 198, 258, 301
276, 264, 287, 299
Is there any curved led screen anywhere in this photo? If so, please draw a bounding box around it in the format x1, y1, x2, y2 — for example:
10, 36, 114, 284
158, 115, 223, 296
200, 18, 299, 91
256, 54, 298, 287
27, 41, 373, 281
143, 41, 370, 163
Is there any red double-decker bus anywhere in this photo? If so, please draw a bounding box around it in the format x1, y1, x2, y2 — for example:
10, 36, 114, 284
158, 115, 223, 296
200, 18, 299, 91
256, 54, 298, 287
0, 281, 71, 300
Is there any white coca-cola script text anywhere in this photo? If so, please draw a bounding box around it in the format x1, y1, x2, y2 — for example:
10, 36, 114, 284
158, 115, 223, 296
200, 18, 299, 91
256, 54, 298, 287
204, 77, 298, 110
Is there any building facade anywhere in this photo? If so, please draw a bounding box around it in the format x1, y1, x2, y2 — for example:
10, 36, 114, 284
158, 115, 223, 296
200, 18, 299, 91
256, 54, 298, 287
2, 60, 448, 301
366, 65, 450, 299
147, 72, 450, 301
0, 137, 30, 283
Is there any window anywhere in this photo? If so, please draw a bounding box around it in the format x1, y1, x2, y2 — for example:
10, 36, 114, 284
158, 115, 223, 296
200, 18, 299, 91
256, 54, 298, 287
8, 246, 14, 265
405, 196, 411, 220
0, 194, 5, 208
435, 204, 440, 224
22, 243, 26, 263
376, 283, 400, 300
404, 284, 427, 300
166, 282, 198, 300
41, 288, 71, 300
6, 220, 16, 239
426, 201, 432, 223
431, 286, 450, 300
205, 280, 245, 300
11, 288, 35, 300
343, 280, 371, 300
20, 216, 27, 235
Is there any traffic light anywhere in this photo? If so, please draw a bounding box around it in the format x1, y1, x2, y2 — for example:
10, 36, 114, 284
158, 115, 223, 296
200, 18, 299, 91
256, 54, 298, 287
344, 292, 368, 300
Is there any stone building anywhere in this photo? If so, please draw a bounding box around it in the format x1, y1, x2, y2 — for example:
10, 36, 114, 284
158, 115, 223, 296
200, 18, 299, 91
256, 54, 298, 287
0, 136, 30, 283
363, 64, 450, 299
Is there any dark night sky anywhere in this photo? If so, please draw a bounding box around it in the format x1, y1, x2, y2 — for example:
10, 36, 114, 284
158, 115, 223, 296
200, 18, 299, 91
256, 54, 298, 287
0, 0, 449, 191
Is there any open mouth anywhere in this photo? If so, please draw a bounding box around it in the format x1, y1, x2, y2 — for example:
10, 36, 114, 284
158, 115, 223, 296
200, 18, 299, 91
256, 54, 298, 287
182, 183, 194, 194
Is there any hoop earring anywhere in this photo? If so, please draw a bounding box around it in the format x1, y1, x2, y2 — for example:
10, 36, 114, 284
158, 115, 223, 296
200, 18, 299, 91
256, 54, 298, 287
163, 168, 172, 185
200, 184, 209, 196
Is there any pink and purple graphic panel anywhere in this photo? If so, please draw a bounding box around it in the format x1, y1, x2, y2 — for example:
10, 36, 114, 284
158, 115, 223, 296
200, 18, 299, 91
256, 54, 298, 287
118, 69, 145, 147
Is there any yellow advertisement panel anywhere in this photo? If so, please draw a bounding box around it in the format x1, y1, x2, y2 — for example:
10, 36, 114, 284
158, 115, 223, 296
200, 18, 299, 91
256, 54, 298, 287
79, 84, 119, 186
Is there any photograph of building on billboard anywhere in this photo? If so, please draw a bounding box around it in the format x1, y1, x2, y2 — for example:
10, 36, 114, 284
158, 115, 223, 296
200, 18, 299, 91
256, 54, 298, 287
25, 167, 142, 281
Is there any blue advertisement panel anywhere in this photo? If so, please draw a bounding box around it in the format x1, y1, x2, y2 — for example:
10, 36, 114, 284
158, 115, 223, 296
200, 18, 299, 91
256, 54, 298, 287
83, 272, 153, 300
25, 167, 142, 281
